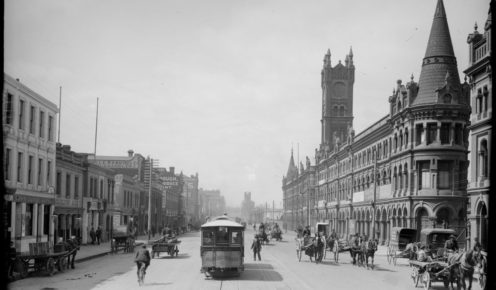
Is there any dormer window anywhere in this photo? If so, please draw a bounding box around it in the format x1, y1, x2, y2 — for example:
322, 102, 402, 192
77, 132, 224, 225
443, 94, 452, 104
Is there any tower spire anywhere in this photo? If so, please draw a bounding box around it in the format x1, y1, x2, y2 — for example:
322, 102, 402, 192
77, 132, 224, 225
413, 0, 461, 105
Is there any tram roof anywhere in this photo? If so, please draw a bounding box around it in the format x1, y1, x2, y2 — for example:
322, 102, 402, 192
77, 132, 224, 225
201, 215, 244, 228
420, 228, 455, 235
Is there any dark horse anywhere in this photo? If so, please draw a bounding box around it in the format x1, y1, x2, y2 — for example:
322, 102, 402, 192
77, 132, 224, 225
66, 237, 80, 269
447, 249, 479, 290
350, 237, 365, 266
364, 239, 378, 269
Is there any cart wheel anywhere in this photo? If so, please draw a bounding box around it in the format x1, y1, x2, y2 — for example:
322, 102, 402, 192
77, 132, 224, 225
411, 267, 419, 286
296, 249, 301, 262
386, 248, 391, 264
46, 258, 56, 276
323, 247, 327, 260
58, 257, 67, 272
14, 259, 28, 279
422, 272, 431, 290
334, 249, 339, 263
393, 254, 397, 266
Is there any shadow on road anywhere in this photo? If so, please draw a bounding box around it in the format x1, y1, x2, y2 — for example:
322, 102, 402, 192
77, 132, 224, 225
372, 265, 397, 272
154, 253, 190, 259
244, 263, 273, 270
224, 263, 283, 281
143, 282, 173, 287
318, 260, 340, 266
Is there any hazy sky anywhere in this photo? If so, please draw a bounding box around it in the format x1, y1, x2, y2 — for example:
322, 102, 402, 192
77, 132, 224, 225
4, 0, 489, 207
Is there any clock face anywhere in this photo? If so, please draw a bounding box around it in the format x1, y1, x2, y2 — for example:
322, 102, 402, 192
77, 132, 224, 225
332, 82, 346, 99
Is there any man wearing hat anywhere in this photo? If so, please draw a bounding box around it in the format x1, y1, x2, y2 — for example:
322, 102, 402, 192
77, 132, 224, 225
444, 234, 458, 252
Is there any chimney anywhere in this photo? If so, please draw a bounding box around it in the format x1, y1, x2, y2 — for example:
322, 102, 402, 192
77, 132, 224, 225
127, 149, 134, 157
169, 167, 175, 175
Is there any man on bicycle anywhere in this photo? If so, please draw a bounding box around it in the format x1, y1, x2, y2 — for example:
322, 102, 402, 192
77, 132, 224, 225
135, 244, 151, 281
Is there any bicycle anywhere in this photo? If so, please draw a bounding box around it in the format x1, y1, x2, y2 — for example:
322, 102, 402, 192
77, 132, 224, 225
137, 261, 147, 286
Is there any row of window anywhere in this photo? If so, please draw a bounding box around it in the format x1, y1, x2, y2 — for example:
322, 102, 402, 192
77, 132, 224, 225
4, 93, 55, 141
55, 172, 80, 198
12, 203, 51, 237
4, 148, 53, 186
124, 190, 139, 208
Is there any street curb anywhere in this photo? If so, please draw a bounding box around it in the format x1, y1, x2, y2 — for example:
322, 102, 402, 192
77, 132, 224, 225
75, 242, 144, 264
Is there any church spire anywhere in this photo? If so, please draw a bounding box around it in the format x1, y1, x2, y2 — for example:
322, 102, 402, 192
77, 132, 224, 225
413, 0, 461, 105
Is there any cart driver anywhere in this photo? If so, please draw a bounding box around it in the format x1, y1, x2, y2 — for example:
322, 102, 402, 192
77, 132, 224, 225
417, 245, 432, 262
444, 234, 458, 252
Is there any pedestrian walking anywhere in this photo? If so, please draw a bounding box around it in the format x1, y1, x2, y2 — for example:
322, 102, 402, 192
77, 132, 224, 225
96, 226, 102, 245
90, 227, 96, 245
251, 234, 262, 261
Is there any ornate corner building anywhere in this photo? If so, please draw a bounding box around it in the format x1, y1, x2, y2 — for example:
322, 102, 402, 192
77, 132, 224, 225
465, 2, 492, 250
282, 0, 482, 247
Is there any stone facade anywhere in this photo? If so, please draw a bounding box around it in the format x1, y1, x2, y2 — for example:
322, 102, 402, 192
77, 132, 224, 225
465, 3, 492, 251
283, 0, 471, 246
3, 74, 58, 252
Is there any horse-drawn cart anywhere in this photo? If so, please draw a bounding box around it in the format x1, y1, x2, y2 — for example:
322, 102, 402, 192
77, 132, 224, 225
150, 236, 181, 258
409, 260, 453, 290
387, 227, 417, 265
111, 234, 135, 253
11, 242, 76, 279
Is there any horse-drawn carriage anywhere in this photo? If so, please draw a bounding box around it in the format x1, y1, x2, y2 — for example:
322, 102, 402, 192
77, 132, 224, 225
419, 228, 456, 262
269, 224, 283, 242
111, 225, 136, 253
387, 227, 417, 265
150, 236, 181, 258
295, 235, 324, 263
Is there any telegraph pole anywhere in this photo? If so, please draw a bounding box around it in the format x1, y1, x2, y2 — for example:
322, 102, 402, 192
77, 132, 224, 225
147, 158, 153, 240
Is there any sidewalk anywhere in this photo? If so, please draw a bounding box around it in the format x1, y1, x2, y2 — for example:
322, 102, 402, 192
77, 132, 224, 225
74, 233, 179, 264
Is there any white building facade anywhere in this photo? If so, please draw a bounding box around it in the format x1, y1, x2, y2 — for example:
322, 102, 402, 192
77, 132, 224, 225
3, 74, 58, 252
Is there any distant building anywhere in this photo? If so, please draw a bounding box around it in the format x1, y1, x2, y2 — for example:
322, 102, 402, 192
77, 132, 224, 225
156, 167, 181, 228
54, 143, 86, 243
90, 151, 162, 236
181, 173, 199, 228
465, 2, 492, 250
241, 192, 255, 223
199, 189, 225, 221
3, 74, 58, 252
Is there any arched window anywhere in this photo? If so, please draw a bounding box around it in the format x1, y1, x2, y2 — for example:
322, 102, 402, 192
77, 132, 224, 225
333, 105, 339, 116
398, 165, 403, 190
339, 106, 345, 116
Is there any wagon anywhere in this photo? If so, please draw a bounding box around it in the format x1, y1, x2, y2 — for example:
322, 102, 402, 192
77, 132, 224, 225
387, 227, 417, 265
111, 234, 135, 253
11, 242, 76, 279
409, 260, 453, 290
419, 228, 456, 262
150, 236, 181, 258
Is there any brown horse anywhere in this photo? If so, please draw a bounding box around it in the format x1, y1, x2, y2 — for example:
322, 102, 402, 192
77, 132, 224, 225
447, 250, 478, 290
364, 239, 378, 269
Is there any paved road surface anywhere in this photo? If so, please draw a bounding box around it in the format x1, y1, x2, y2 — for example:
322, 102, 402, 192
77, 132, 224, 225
8, 230, 483, 290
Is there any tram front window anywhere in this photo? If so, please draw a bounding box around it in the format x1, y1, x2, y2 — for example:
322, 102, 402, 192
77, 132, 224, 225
203, 230, 214, 245
216, 227, 229, 244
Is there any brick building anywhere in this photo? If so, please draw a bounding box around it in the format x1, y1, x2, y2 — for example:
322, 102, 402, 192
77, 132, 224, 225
283, 0, 471, 245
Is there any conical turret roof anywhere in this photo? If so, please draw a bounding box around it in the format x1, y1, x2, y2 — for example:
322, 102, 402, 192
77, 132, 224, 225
413, 0, 461, 105
286, 150, 298, 180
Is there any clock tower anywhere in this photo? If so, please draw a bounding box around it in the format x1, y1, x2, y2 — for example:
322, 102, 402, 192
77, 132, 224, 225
321, 47, 355, 151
